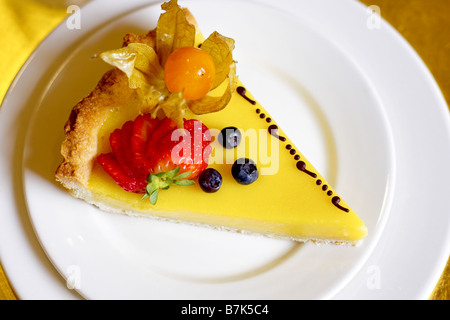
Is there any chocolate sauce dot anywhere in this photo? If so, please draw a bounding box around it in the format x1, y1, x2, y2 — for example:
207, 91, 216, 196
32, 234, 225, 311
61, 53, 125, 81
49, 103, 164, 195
290, 149, 296, 155
322, 185, 328, 191
256, 109, 261, 114
286, 144, 292, 150
294, 155, 300, 160
327, 190, 333, 196
260, 113, 266, 119
266, 118, 272, 123
316, 179, 322, 185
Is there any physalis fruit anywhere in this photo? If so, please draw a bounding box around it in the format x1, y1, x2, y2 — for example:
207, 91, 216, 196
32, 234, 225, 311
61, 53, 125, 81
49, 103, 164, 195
164, 47, 216, 100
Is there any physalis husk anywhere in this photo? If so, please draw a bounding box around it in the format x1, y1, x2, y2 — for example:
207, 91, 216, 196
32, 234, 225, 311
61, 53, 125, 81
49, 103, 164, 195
99, 0, 237, 128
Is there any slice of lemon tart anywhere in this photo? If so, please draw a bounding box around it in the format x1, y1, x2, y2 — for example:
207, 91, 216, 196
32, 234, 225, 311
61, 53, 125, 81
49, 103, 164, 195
56, 0, 367, 245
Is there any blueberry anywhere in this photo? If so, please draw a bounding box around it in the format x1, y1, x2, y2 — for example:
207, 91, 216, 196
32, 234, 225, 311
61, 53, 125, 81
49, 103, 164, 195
198, 168, 222, 193
218, 126, 241, 149
231, 158, 259, 185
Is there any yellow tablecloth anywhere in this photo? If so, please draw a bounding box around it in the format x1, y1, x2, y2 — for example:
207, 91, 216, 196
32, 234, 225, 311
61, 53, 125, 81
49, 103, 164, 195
0, 0, 448, 300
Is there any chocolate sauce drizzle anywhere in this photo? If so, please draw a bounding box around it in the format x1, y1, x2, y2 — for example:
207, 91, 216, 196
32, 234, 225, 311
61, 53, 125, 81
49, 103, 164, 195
332, 196, 350, 213
268, 125, 286, 142
296, 161, 317, 178
237, 86, 349, 213
237, 86, 256, 105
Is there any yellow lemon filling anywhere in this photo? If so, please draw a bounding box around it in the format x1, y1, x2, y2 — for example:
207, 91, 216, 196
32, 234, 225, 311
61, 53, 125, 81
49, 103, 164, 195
88, 82, 368, 244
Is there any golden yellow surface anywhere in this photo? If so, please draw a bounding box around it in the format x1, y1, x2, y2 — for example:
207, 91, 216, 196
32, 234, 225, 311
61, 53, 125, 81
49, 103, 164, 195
0, 0, 448, 300
89, 82, 368, 243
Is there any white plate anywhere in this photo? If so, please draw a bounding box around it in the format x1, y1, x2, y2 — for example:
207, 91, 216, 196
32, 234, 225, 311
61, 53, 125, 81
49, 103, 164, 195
0, 0, 449, 300
22, 0, 395, 300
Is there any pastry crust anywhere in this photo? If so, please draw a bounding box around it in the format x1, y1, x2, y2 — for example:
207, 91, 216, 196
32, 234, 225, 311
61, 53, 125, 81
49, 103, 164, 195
55, 68, 137, 191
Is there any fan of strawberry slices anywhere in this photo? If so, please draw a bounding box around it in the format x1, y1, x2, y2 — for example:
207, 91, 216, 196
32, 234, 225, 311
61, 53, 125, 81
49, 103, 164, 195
97, 114, 211, 204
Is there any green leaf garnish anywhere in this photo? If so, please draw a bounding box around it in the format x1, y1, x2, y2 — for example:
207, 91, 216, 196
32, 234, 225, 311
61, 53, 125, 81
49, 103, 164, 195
141, 166, 194, 205
173, 170, 191, 180
165, 166, 180, 178
174, 180, 195, 186
149, 189, 159, 205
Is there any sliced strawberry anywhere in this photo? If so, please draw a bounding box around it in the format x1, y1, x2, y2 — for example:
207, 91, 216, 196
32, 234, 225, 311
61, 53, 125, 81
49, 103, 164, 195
146, 117, 178, 160
183, 119, 211, 165
183, 119, 211, 149
97, 153, 147, 193
149, 119, 212, 180
150, 149, 178, 174
98, 114, 212, 197
151, 148, 208, 180
120, 120, 135, 175
130, 114, 159, 177
110, 126, 134, 177
180, 143, 211, 179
